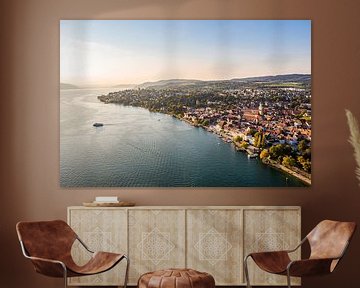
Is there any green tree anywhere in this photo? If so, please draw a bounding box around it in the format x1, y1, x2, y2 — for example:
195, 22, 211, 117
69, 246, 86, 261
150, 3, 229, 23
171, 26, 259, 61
260, 149, 269, 160
254, 132, 261, 148
246, 128, 257, 137
282, 156, 296, 167
254, 132, 266, 148
269, 144, 292, 161
298, 140, 308, 153
297, 156, 311, 172
240, 141, 249, 149
234, 135, 242, 142
269, 144, 282, 159
302, 160, 311, 172
261, 133, 266, 147
202, 119, 210, 126
303, 148, 311, 160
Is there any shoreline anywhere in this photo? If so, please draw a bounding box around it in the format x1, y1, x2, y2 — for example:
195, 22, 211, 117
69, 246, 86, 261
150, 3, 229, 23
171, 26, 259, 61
173, 114, 311, 186
98, 100, 311, 186
262, 158, 311, 186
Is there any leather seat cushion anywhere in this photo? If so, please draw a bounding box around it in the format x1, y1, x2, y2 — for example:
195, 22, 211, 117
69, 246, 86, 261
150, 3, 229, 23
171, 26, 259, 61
138, 268, 215, 288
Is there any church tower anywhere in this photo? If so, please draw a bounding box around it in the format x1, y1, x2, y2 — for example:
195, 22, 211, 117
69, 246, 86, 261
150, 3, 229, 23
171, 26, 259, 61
258, 102, 264, 116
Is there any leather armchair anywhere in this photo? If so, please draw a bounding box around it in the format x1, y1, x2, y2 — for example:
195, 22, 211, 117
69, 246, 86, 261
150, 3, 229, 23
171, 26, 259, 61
16, 220, 129, 288
244, 220, 356, 288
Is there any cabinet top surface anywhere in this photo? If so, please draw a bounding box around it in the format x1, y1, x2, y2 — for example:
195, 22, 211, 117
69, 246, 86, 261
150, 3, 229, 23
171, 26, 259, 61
68, 205, 301, 210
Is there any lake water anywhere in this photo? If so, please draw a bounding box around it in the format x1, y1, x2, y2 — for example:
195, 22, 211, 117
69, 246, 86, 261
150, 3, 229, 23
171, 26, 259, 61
60, 88, 306, 187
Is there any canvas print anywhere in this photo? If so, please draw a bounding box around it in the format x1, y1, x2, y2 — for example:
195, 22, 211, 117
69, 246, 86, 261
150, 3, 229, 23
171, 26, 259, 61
60, 20, 311, 187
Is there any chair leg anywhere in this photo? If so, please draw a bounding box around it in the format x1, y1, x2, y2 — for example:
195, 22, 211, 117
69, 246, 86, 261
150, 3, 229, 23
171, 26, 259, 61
62, 265, 68, 288
244, 255, 252, 288
286, 269, 291, 288
123, 255, 130, 288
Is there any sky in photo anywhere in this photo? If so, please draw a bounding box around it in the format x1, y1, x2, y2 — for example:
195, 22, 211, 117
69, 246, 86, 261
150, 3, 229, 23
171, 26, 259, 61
60, 20, 311, 87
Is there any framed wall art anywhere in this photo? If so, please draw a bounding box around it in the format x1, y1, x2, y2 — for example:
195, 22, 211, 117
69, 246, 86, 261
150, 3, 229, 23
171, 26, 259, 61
60, 20, 311, 187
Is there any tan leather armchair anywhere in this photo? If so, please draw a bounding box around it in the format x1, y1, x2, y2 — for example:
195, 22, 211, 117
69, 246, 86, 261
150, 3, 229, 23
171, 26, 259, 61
16, 220, 129, 288
244, 220, 356, 288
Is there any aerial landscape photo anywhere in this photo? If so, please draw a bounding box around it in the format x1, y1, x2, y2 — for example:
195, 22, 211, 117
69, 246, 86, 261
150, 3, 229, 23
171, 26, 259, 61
60, 20, 311, 187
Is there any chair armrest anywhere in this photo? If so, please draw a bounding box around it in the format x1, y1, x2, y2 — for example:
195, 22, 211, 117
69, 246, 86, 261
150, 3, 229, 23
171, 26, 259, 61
25, 255, 67, 278
286, 237, 307, 253
19, 240, 67, 277
249, 250, 289, 255
245, 237, 306, 259
287, 258, 336, 277
246, 251, 292, 274
76, 236, 94, 253
247, 250, 290, 259
26, 255, 65, 265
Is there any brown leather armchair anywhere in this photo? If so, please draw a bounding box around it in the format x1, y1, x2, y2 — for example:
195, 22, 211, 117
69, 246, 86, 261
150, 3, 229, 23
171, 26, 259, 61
16, 220, 129, 288
244, 220, 356, 288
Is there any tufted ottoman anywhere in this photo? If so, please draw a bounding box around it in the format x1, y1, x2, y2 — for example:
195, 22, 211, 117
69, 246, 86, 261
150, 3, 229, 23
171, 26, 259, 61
138, 268, 215, 288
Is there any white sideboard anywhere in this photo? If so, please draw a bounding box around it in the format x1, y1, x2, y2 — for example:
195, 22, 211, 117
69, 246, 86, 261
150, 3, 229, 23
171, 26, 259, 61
67, 206, 301, 286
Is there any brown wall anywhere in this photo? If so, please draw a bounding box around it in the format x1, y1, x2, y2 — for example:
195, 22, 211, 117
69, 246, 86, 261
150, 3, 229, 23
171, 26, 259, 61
1, 0, 360, 287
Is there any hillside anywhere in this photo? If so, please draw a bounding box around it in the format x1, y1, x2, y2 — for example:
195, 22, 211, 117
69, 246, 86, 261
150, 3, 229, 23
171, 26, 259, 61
231, 74, 311, 83
112, 84, 136, 89
60, 83, 79, 90
132, 74, 311, 89
136, 79, 203, 89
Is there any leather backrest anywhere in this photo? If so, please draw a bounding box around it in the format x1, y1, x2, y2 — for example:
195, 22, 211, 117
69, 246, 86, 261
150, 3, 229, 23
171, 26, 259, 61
16, 220, 77, 261
307, 220, 356, 260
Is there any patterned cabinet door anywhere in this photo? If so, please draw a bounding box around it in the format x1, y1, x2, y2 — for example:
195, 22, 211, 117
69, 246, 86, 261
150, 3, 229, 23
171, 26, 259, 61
187, 209, 243, 285
243, 209, 301, 286
68, 208, 128, 286
128, 209, 186, 284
